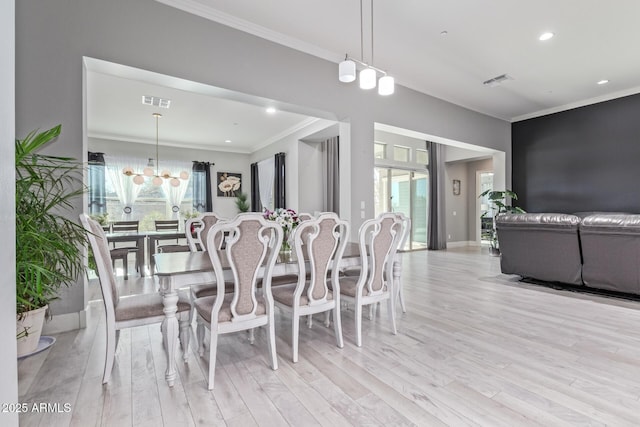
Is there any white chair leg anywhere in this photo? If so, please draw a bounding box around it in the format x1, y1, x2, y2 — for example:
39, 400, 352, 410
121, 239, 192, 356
196, 319, 205, 357
387, 297, 397, 335
333, 306, 344, 349
368, 304, 374, 320
324, 311, 331, 328
307, 314, 313, 329
292, 315, 300, 363
355, 303, 363, 347
179, 318, 190, 362
103, 325, 116, 384
267, 317, 278, 371
398, 278, 407, 313
207, 327, 219, 390
248, 328, 255, 344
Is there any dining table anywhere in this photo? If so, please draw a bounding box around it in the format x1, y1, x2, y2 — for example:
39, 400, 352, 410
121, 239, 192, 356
106, 230, 189, 276
153, 242, 368, 386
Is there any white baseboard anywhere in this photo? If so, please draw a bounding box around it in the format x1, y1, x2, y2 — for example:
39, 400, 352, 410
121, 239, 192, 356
42, 309, 87, 334
446, 241, 476, 248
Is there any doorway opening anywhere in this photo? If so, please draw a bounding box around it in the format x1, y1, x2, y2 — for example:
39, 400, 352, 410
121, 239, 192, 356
374, 167, 428, 250
478, 170, 494, 244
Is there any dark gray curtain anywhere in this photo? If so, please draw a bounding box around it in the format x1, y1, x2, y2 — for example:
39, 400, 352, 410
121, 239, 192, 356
88, 152, 106, 215
274, 152, 286, 209
322, 136, 340, 213
250, 162, 261, 212
192, 161, 214, 212
427, 141, 447, 250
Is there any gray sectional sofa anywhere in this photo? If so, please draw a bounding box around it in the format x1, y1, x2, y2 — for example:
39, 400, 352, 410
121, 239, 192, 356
496, 212, 640, 296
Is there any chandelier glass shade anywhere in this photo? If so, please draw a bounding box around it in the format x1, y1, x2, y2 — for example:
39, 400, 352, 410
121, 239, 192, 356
122, 113, 189, 187
338, 0, 394, 96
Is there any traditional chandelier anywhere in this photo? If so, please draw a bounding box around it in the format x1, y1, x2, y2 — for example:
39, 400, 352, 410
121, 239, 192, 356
122, 113, 189, 187
338, 0, 394, 95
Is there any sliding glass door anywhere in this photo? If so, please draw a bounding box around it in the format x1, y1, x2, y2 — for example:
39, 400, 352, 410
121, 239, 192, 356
374, 167, 428, 250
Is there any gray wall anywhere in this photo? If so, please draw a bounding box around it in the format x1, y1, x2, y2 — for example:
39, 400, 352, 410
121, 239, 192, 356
1, 0, 18, 423
16, 0, 510, 322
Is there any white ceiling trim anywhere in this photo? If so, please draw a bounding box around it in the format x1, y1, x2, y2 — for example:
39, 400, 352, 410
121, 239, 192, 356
511, 85, 640, 122
89, 131, 254, 154
155, 0, 341, 64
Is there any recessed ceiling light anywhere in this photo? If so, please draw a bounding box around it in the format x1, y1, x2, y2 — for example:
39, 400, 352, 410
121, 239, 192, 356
597, 79, 609, 85
539, 32, 554, 41
224, 139, 232, 143
266, 107, 276, 114
440, 30, 448, 36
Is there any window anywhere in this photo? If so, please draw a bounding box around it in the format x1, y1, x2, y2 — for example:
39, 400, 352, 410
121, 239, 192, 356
103, 157, 193, 231
374, 142, 386, 159
393, 145, 410, 162
416, 149, 428, 165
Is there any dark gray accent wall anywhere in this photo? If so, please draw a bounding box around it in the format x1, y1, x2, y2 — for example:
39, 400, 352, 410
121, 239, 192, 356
512, 93, 640, 213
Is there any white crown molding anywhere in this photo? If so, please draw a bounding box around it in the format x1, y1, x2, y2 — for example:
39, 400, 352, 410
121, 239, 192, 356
511, 85, 640, 122
88, 132, 253, 154
155, 0, 341, 64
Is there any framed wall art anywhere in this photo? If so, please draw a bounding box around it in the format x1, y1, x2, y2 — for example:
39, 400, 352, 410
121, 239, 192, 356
217, 172, 242, 197
453, 179, 461, 196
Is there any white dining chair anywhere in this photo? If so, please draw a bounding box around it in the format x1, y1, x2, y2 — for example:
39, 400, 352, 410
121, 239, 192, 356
186, 212, 225, 252
338, 213, 402, 347
80, 214, 192, 384
185, 212, 226, 322
193, 213, 282, 389
271, 213, 349, 362
393, 213, 411, 313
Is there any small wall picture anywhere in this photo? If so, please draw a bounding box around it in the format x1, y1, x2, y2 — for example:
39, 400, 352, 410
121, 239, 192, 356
217, 172, 242, 197
453, 179, 461, 196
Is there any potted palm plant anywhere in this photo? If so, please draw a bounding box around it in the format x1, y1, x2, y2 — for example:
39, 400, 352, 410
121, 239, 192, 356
15, 125, 86, 356
479, 189, 525, 256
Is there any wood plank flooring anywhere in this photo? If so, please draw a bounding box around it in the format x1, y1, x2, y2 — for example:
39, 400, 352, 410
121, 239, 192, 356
18, 246, 640, 426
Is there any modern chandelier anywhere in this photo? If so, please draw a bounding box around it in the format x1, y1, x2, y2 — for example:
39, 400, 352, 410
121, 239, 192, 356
338, 0, 394, 95
122, 112, 189, 187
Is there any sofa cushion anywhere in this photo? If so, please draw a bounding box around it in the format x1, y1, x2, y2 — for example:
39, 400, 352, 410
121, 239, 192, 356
496, 213, 581, 231
496, 213, 583, 285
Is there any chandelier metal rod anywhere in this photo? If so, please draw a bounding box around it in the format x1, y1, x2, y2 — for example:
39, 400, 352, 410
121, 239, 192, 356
343, 55, 388, 75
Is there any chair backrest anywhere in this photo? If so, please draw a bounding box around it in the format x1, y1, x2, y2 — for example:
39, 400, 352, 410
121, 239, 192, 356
292, 212, 349, 304
298, 213, 314, 222
187, 212, 224, 252
112, 221, 139, 233
155, 220, 179, 232
358, 213, 403, 295
206, 213, 283, 321
79, 214, 119, 322
393, 212, 412, 252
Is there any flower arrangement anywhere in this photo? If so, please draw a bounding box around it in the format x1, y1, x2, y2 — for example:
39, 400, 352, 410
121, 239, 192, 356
263, 208, 300, 251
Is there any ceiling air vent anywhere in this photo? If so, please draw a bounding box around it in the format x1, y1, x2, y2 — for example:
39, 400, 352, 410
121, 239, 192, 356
483, 74, 513, 87
142, 95, 171, 109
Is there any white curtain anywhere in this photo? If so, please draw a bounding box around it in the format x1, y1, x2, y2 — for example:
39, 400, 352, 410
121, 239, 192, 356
105, 155, 145, 219
160, 160, 192, 219
257, 157, 275, 211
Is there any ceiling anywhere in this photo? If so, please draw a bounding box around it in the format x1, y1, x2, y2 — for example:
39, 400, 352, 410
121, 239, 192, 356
86, 60, 321, 154
89, 1, 640, 153
160, 0, 640, 121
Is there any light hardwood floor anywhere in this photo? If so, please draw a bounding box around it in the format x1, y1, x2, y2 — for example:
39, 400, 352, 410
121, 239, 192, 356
18, 246, 640, 426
